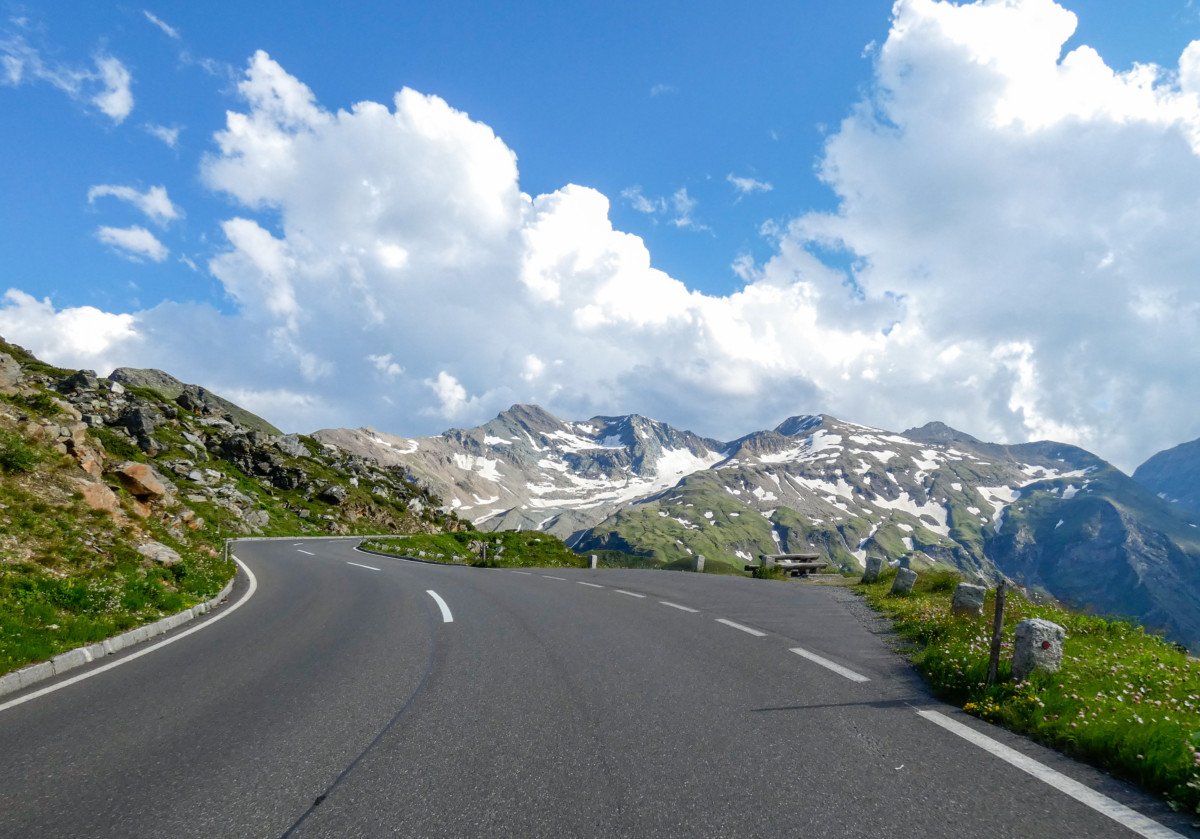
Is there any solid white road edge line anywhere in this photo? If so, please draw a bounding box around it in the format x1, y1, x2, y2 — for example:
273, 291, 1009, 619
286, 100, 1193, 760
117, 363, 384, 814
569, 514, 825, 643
790, 647, 870, 682
297, 549, 314, 555
542, 575, 567, 581
0, 556, 259, 714
716, 618, 766, 637
578, 582, 604, 588
615, 590, 646, 598
917, 709, 1184, 839
426, 590, 454, 623
660, 601, 699, 613
346, 562, 381, 571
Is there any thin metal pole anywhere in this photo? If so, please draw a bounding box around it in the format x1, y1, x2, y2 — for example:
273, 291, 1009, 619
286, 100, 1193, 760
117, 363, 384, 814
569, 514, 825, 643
986, 582, 1007, 686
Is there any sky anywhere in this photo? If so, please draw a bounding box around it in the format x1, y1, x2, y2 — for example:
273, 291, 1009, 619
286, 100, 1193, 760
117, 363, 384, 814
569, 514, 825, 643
2, 0, 1199, 473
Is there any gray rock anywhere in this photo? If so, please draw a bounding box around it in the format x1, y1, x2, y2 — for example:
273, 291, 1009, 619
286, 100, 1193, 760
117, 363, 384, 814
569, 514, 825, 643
60, 370, 99, 394
244, 509, 270, 530
182, 431, 204, 446
890, 567, 918, 595
318, 484, 348, 505
118, 405, 161, 436
1012, 618, 1065, 681
0, 352, 22, 391
137, 541, 183, 566
274, 434, 309, 458
862, 555, 885, 583
951, 583, 987, 617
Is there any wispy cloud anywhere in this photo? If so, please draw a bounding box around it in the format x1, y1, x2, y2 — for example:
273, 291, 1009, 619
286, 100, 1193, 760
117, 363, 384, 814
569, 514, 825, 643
142, 10, 180, 40
621, 186, 665, 215
727, 174, 773, 197
669, 188, 707, 231
622, 185, 707, 231
96, 225, 168, 262
144, 122, 182, 148
649, 83, 676, 97
0, 34, 133, 123
88, 184, 182, 225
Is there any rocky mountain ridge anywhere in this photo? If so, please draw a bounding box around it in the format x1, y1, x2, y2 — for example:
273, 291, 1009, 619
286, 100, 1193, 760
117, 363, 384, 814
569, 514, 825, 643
317, 405, 1200, 650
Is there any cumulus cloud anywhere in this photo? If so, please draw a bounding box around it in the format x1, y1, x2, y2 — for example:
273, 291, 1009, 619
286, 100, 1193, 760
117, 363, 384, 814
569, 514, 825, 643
96, 226, 168, 262
0, 34, 133, 123
88, 184, 181, 225
8, 13, 1200, 471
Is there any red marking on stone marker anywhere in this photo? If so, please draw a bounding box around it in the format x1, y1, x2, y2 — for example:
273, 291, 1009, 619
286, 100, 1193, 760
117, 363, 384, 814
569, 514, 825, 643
1042, 641, 1050, 649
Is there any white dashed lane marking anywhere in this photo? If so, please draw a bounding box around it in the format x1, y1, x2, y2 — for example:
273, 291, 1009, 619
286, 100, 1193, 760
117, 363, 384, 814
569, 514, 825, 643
659, 601, 699, 613
577, 582, 605, 588
346, 562, 380, 572
715, 618, 766, 637
615, 590, 646, 599
425, 590, 454, 623
790, 647, 870, 682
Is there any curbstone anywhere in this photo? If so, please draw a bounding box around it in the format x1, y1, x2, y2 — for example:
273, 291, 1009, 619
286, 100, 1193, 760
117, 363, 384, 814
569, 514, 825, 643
18, 662, 55, 690
0, 670, 22, 696
51, 647, 94, 676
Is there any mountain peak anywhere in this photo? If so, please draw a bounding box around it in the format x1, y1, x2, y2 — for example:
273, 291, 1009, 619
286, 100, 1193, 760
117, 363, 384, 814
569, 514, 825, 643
901, 420, 981, 446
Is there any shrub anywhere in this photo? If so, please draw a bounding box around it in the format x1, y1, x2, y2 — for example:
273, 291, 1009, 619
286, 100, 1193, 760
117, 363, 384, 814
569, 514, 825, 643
0, 431, 41, 473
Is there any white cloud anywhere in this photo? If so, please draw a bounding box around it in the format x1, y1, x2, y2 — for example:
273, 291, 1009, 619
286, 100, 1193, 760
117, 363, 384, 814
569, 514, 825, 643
142, 11, 180, 40
144, 122, 181, 147
0, 290, 140, 372
621, 186, 664, 215
90, 56, 133, 123
88, 184, 181, 225
649, 83, 676, 97
8, 24, 1200, 471
727, 174, 773, 196
0, 35, 133, 123
96, 226, 168, 262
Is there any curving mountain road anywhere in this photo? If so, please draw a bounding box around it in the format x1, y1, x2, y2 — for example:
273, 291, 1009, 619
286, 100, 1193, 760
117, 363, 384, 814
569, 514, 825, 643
0, 539, 1189, 838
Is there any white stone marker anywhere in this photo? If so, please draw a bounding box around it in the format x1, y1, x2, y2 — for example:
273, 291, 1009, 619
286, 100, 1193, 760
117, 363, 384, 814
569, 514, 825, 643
694, 555, 705, 573
588, 554, 598, 569
862, 556, 885, 583
890, 567, 918, 595
1012, 619, 1065, 681
950, 583, 987, 617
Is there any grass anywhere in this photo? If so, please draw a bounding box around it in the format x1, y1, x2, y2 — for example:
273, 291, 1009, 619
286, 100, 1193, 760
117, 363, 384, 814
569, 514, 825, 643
362, 530, 586, 568
855, 568, 1200, 815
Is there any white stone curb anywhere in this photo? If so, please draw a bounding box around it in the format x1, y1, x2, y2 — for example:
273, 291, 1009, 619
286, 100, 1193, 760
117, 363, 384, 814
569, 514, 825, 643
0, 573, 237, 700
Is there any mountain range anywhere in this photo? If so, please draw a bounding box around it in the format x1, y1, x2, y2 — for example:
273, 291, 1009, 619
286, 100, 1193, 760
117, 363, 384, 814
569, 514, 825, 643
315, 406, 1200, 650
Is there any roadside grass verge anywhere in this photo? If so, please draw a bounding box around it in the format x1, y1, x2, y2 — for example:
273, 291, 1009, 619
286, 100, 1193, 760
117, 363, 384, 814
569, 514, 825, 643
854, 569, 1200, 816
361, 530, 585, 568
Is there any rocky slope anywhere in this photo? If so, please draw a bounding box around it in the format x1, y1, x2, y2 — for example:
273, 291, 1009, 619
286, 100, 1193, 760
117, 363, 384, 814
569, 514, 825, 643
1133, 436, 1200, 517
318, 407, 1200, 649
0, 337, 459, 674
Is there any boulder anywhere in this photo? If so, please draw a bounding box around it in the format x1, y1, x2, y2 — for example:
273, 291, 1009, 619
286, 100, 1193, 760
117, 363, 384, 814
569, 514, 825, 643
73, 479, 122, 519
274, 434, 309, 458
0, 352, 22, 392
137, 541, 182, 566
318, 484, 348, 505
1012, 619, 1065, 681
60, 370, 99, 394
111, 461, 171, 499
890, 567, 918, 595
118, 406, 161, 437
244, 509, 270, 531
950, 583, 987, 617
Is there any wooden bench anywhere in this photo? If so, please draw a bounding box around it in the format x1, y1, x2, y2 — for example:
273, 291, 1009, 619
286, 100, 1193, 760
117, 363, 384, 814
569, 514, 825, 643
745, 554, 829, 577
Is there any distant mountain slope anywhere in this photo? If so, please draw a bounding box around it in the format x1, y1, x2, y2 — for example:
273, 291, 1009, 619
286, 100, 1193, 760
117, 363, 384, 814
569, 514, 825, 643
1133, 436, 1200, 516
109, 368, 281, 436
315, 405, 727, 539
317, 407, 1200, 649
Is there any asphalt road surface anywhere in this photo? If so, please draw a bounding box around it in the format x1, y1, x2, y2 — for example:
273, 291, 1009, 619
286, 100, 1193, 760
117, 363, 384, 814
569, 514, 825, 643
0, 538, 1192, 838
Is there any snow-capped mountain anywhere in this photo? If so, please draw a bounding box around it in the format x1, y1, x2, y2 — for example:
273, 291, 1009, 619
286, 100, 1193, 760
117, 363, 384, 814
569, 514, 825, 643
313, 405, 726, 539
315, 406, 1200, 650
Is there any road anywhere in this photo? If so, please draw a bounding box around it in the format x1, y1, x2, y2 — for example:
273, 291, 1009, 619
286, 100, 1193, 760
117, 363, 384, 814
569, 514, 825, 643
0, 539, 1190, 838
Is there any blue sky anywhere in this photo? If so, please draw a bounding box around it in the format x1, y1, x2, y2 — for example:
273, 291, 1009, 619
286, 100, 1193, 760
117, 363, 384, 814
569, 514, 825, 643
3, 0, 1200, 472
